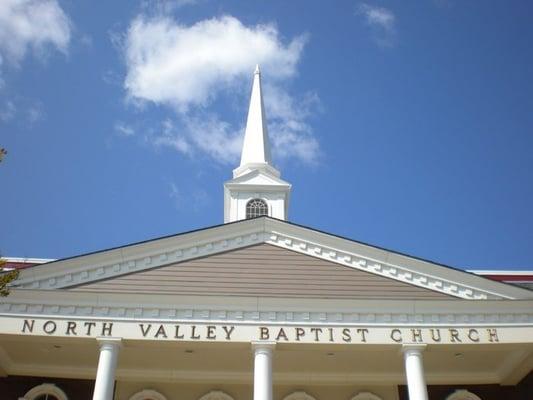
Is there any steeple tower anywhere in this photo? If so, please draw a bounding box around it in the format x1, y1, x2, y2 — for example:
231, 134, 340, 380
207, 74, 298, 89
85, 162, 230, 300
224, 66, 291, 223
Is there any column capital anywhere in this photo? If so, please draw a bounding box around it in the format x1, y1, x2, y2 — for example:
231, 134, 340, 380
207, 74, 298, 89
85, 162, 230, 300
96, 337, 122, 349
251, 341, 276, 353
401, 344, 427, 355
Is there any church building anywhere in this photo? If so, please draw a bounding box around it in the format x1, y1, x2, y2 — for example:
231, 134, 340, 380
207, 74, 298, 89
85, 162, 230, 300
1, 67, 532, 400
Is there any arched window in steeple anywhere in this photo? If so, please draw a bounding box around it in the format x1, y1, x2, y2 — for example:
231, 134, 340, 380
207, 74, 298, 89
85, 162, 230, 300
246, 198, 268, 219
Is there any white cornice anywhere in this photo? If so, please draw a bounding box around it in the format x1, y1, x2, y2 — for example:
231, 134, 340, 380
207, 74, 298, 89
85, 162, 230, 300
4, 257, 55, 264
2, 290, 533, 326
11, 218, 533, 300
226, 169, 290, 187
468, 270, 533, 276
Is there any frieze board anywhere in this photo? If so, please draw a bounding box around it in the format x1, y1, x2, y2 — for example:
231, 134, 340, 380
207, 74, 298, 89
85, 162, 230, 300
2, 290, 533, 326
0, 315, 526, 345
2, 304, 533, 326
0, 289, 533, 326
11, 218, 533, 300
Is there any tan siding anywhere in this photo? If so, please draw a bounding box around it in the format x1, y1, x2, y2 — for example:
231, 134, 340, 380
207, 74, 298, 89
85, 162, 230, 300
70, 244, 454, 299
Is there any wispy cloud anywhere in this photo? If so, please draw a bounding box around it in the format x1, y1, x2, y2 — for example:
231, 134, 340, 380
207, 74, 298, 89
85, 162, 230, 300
0, 98, 44, 125
0, 0, 72, 72
356, 3, 396, 47
264, 84, 321, 164
0, 100, 16, 122
26, 102, 44, 124
114, 121, 136, 137
168, 182, 183, 208
80, 34, 93, 48
168, 181, 209, 212
151, 119, 192, 155
0, 0, 71, 125
141, 0, 199, 15
118, 14, 320, 165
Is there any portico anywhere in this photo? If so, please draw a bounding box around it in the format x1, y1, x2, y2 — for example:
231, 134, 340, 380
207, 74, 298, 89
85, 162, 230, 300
2, 281, 533, 400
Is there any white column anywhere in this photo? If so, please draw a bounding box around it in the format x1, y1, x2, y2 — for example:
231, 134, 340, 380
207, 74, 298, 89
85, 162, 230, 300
92, 337, 121, 400
402, 344, 428, 400
252, 341, 276, 400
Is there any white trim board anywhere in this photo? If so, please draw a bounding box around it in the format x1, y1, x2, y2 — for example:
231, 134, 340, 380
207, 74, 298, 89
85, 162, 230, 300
3, 290, 533, 326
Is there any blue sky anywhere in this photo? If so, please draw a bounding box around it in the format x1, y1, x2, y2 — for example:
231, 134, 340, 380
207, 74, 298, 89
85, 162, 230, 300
1, 0, 533, 270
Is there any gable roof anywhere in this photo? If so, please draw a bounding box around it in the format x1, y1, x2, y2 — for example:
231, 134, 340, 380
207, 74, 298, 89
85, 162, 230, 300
11, 217, 533, 300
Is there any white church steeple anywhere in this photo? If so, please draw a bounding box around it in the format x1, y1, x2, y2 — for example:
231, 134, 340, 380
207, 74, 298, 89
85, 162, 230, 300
224, 66, 291, 223
239, 65, 272, 167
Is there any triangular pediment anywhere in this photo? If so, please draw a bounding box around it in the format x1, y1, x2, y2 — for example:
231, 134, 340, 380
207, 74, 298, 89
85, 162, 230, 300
12, 218, 533, 300
68, 244, 453, 299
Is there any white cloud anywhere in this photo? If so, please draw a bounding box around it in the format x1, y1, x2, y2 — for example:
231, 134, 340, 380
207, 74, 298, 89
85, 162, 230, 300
147, 116, 240, 163
264, 84, 320, 164
0, 0, 71, 120
0, 0, 71, 68
184, 114, 243, 163
114, 121, 136, 137
121, 14, 319, 165
357, 3, 396, 46
124, 15, 305, 111
357, 3, 395, 31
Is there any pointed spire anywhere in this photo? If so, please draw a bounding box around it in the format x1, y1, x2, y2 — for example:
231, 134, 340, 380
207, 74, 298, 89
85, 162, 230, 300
224, 65, 291, 223
239, 64, 272, 167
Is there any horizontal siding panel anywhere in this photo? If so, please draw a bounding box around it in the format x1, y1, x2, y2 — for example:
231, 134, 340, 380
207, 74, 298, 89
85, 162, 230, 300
79, 281, 441, 293
110, 279, 435, 291
126, 272, 398, 280
75, 290, 446, 299
70, 244, 453, 299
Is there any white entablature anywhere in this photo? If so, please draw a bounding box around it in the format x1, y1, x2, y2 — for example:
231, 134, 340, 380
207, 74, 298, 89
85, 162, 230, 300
224, 65, 291, 223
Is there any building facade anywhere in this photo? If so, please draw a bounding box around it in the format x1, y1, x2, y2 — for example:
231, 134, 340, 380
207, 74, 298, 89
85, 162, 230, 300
1, 67, 532, 400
